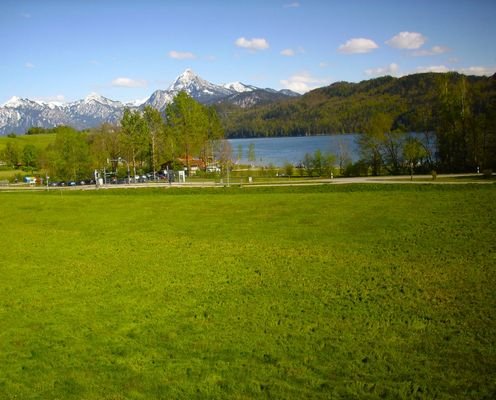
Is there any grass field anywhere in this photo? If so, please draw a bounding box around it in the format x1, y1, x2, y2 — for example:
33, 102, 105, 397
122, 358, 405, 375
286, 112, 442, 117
0, 133, 55, 152
0, 185, 495, 399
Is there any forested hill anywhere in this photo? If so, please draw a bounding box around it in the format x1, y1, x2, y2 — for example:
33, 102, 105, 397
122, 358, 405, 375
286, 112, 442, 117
219, 72, 496, 138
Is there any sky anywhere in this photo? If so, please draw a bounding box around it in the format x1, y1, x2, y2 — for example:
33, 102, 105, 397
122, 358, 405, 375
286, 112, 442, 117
1, 0, 495, 105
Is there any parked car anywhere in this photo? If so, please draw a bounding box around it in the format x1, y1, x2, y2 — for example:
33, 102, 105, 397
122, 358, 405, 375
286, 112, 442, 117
206, 165, 221, 173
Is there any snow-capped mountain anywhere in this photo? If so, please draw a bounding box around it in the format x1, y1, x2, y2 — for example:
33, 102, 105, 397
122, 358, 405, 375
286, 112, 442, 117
0, 96, 70, 134
0, 94, 125, 134
142, 69, 234, 110
223, 82, 258, 93
64, 93, 125, 127
0, 69, 299, 135
168, 68, 233, 100
142, 89, 174, 111
141, 69, 300, 110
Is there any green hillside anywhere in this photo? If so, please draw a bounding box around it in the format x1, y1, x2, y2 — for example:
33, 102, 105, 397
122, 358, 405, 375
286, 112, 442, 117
0, 133, 55, 153
220, 72, 496, 138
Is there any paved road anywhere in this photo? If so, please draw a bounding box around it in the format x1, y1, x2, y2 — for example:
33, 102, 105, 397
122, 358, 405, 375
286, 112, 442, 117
0, 173, 493, 192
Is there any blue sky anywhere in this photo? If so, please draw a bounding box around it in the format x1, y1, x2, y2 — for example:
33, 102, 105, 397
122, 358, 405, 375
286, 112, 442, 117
1, 0, 495, 104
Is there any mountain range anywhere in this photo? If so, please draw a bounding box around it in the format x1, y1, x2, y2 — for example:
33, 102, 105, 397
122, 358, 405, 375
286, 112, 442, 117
0, 69, 299, 135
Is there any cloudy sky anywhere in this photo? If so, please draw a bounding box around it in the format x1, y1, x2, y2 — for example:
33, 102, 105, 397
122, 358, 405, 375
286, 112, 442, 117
1, 0, 495, 104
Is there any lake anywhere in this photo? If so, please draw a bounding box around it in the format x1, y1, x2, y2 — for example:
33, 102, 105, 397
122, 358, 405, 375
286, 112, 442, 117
228, 134, 361, 166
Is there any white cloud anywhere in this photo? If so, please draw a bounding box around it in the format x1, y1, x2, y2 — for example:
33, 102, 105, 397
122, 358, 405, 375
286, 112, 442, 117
413, 45, 450, 56
111, 77, 147, 88
319, 62, 328, 68
280, 48, 295, 56
284, 2, 300, 7
386, 32, 427, 49
365, 63, 400, 77
416, 65, 451, 73
459, 66, 496, 76
169, 50, 196, 60
281, 47, 304, 56
280, 71, 330, 94
235, 37, 269, 51
25, 62, 35, 69
338, 38, 378, 54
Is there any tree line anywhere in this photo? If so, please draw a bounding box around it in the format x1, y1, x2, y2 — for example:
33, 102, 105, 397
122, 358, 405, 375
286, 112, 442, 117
2, 73, 495, 178
219, 72, 496, 172
1, 92, 225, 181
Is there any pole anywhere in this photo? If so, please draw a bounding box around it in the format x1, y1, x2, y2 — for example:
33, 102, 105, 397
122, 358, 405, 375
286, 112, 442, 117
227, 162, 230, 187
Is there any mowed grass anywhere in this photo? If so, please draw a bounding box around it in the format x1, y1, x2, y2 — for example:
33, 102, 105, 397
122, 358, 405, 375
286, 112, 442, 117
0, 185, 495, 399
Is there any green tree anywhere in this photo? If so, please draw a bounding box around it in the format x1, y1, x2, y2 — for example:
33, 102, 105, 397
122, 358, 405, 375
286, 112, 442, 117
199, 105, 225, 170
49, 127, 91, 180
165, 92, 209, 175
143, 105, 165, 178
303, 152, 314, 177
403, 137, 428, 180
313, 149, 323, 176
22, 144, 38, 168
284, 162, 294, 177
247, 143, 256, 164
322, 152, 336, 178
358, 134, 382, 176
88, 123, 122, 170
236, 144, 243, 162
2, 142, 21, 167
359, 113, 395, 175
121, 108, 148, 179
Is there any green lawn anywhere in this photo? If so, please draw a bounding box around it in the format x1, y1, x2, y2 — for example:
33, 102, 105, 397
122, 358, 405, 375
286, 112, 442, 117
0, 185, 495, 399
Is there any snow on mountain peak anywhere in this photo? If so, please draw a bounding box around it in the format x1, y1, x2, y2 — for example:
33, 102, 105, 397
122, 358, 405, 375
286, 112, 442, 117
80, 93, 123, 108
0, 69, 299, 135
168, 68, 203, 91
84, 92, 106, 103
126, 97, 147, 107
224, 82, 255, 93
166, 68, 233, 101
182, 68, 195, 79
3, 96, 26, 108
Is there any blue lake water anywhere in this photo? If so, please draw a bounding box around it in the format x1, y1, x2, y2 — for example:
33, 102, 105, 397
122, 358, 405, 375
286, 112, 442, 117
228, 134, 361, 166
